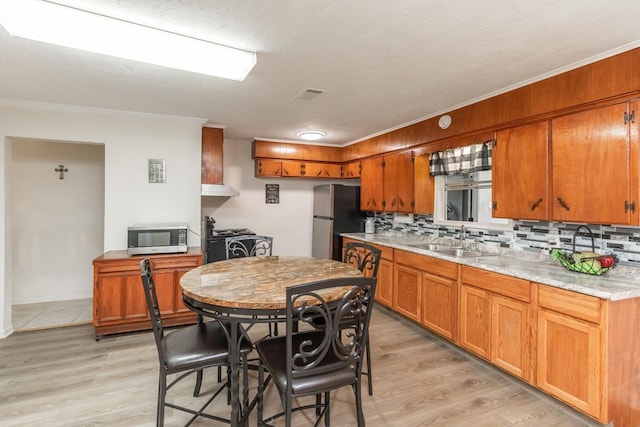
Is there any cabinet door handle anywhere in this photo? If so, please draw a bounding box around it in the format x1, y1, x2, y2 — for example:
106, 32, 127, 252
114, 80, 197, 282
531, 198, 543, 211
398, 198, 405, 207
556, 197, 570, 211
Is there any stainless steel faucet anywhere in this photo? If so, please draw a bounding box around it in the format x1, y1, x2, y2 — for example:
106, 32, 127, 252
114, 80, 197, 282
458, 225, 465, 248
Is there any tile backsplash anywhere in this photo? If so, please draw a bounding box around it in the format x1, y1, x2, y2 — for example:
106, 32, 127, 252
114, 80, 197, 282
370, 213, 640, 266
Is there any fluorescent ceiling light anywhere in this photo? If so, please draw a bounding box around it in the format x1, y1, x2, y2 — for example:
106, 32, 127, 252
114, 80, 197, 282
0, 0, 257, 81
297, 131, 326, 141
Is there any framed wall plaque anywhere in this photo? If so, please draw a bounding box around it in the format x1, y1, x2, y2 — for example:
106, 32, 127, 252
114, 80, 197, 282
148, 159, 166, 183
265, 183, 279, 204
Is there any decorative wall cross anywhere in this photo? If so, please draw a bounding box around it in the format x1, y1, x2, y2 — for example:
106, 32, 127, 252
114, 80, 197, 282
55, 164, 68, 179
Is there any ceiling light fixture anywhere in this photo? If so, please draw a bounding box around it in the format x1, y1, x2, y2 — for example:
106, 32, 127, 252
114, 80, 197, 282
297, 131, 326, 141
0, 0, 257, 81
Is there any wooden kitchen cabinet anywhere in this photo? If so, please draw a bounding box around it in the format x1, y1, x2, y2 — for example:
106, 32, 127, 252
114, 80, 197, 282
383, 150, 414, 213
420, 259, 457, 341
342, 237, 394, 308
341, 161, 361, 178
493, 121, 549, 220
551, 100, 639, 225
360, 151, 414, 213
393, 249, 458, 333
360, 157, 385, 211
536, 285, 603, 418
413, 154, 434, 214
302, 161, 342, 178
459, 266, 532, 382
393, 262, 422, 323
255, 159, 282, 177
202, 127, 224, 184
92, 249, 201, 339
535, 284, 640, 425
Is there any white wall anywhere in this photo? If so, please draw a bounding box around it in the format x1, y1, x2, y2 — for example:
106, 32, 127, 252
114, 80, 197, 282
202, 139, 345, 257
11, 139, 104, 303
0, 101, 205, 337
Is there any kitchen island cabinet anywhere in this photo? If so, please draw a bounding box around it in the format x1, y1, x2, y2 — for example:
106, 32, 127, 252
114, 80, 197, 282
92, 248, 201, 340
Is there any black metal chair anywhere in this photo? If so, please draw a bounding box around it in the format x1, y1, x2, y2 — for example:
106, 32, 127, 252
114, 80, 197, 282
343, 242, 381, 395
308, 242, 381, 396
255, 276, 377, 427
140, 258, 252, 426
224, 235, 273, 259
224, 234, 279, 337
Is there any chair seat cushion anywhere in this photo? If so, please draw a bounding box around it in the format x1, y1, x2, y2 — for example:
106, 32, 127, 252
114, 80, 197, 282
162, 321, 252, 373
256, 330, 357, 397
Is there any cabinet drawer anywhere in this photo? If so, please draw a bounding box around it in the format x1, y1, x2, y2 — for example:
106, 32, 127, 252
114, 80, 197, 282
461, 266, 531, 303
370, 243, 393, 261
395, 250, 457, 279
538, 284, 602, 324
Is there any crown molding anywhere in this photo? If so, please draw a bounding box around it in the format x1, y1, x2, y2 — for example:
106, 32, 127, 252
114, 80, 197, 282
0, 98, 208, 124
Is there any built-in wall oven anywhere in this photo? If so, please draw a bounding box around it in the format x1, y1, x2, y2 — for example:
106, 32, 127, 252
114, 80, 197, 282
203, 216, 255, 263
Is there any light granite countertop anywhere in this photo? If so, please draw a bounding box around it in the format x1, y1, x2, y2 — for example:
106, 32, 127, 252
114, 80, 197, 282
342, 232, 640, 301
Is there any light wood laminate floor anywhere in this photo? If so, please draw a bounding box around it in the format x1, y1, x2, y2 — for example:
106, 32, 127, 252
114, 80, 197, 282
0, 306, 604, 427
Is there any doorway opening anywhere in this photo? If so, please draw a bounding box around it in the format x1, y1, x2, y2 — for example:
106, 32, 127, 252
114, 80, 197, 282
10, 138, 105, 331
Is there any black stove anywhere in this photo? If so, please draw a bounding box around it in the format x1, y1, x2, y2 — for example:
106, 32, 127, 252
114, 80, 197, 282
209, 228, 255, 238
203, 216, 255, 263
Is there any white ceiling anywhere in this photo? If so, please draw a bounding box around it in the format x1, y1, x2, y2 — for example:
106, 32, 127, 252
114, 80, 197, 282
2, 0, 640, 146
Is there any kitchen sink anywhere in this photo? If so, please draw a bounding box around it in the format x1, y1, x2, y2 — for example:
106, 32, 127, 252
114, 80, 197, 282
434, 248, 496, 258
406, 242, 453, 251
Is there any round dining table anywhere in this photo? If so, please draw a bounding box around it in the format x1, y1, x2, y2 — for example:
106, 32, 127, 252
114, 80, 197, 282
180, 255, 362, 427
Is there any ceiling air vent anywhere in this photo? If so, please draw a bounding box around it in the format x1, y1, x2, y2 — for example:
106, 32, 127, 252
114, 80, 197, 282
293, 88, 326, 102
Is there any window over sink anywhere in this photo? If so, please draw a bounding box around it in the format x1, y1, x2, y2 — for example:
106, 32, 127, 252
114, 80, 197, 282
430, 141, 513, 231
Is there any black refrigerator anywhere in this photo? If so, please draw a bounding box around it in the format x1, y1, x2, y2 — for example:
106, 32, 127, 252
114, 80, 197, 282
311, 184, 365, 260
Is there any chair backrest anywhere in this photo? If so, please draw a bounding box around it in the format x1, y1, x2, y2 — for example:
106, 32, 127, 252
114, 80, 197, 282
140, 258, 166, 360
225, 235, 273, 259
343, 242, 381, 279
285, 277, 376, 390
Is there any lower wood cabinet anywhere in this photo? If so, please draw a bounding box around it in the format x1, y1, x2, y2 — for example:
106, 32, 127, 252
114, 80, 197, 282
536, 284, 603, 419
393, 262, 422, 322
394, 249, 458, 338
92, 248, 201, 339
342, 238, 394, 308
346, 237, 640, 425
376, 253, 394, 309
459, 266, 532, 382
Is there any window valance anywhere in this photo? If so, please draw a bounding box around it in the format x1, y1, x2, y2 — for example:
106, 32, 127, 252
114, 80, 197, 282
429, 140, 494, 176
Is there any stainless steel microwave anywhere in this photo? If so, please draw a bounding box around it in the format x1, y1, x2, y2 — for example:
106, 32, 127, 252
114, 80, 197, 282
127, 223, 188, 255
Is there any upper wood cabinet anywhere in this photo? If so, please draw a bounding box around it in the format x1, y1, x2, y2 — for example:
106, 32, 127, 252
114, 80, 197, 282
360, 157, 384, 211
202, 127, 224, 184
341, 161, 361, 178
551, 101, 639, 225
383, 150, 414, 213
413, 154, 434, 214
492, 121, 549, 220
255, 159, 282, 177
361, 150, 413, 212
302, 162, 342, 178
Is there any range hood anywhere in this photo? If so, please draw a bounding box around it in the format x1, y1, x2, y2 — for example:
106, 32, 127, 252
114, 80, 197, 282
201, 183, 239, 197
